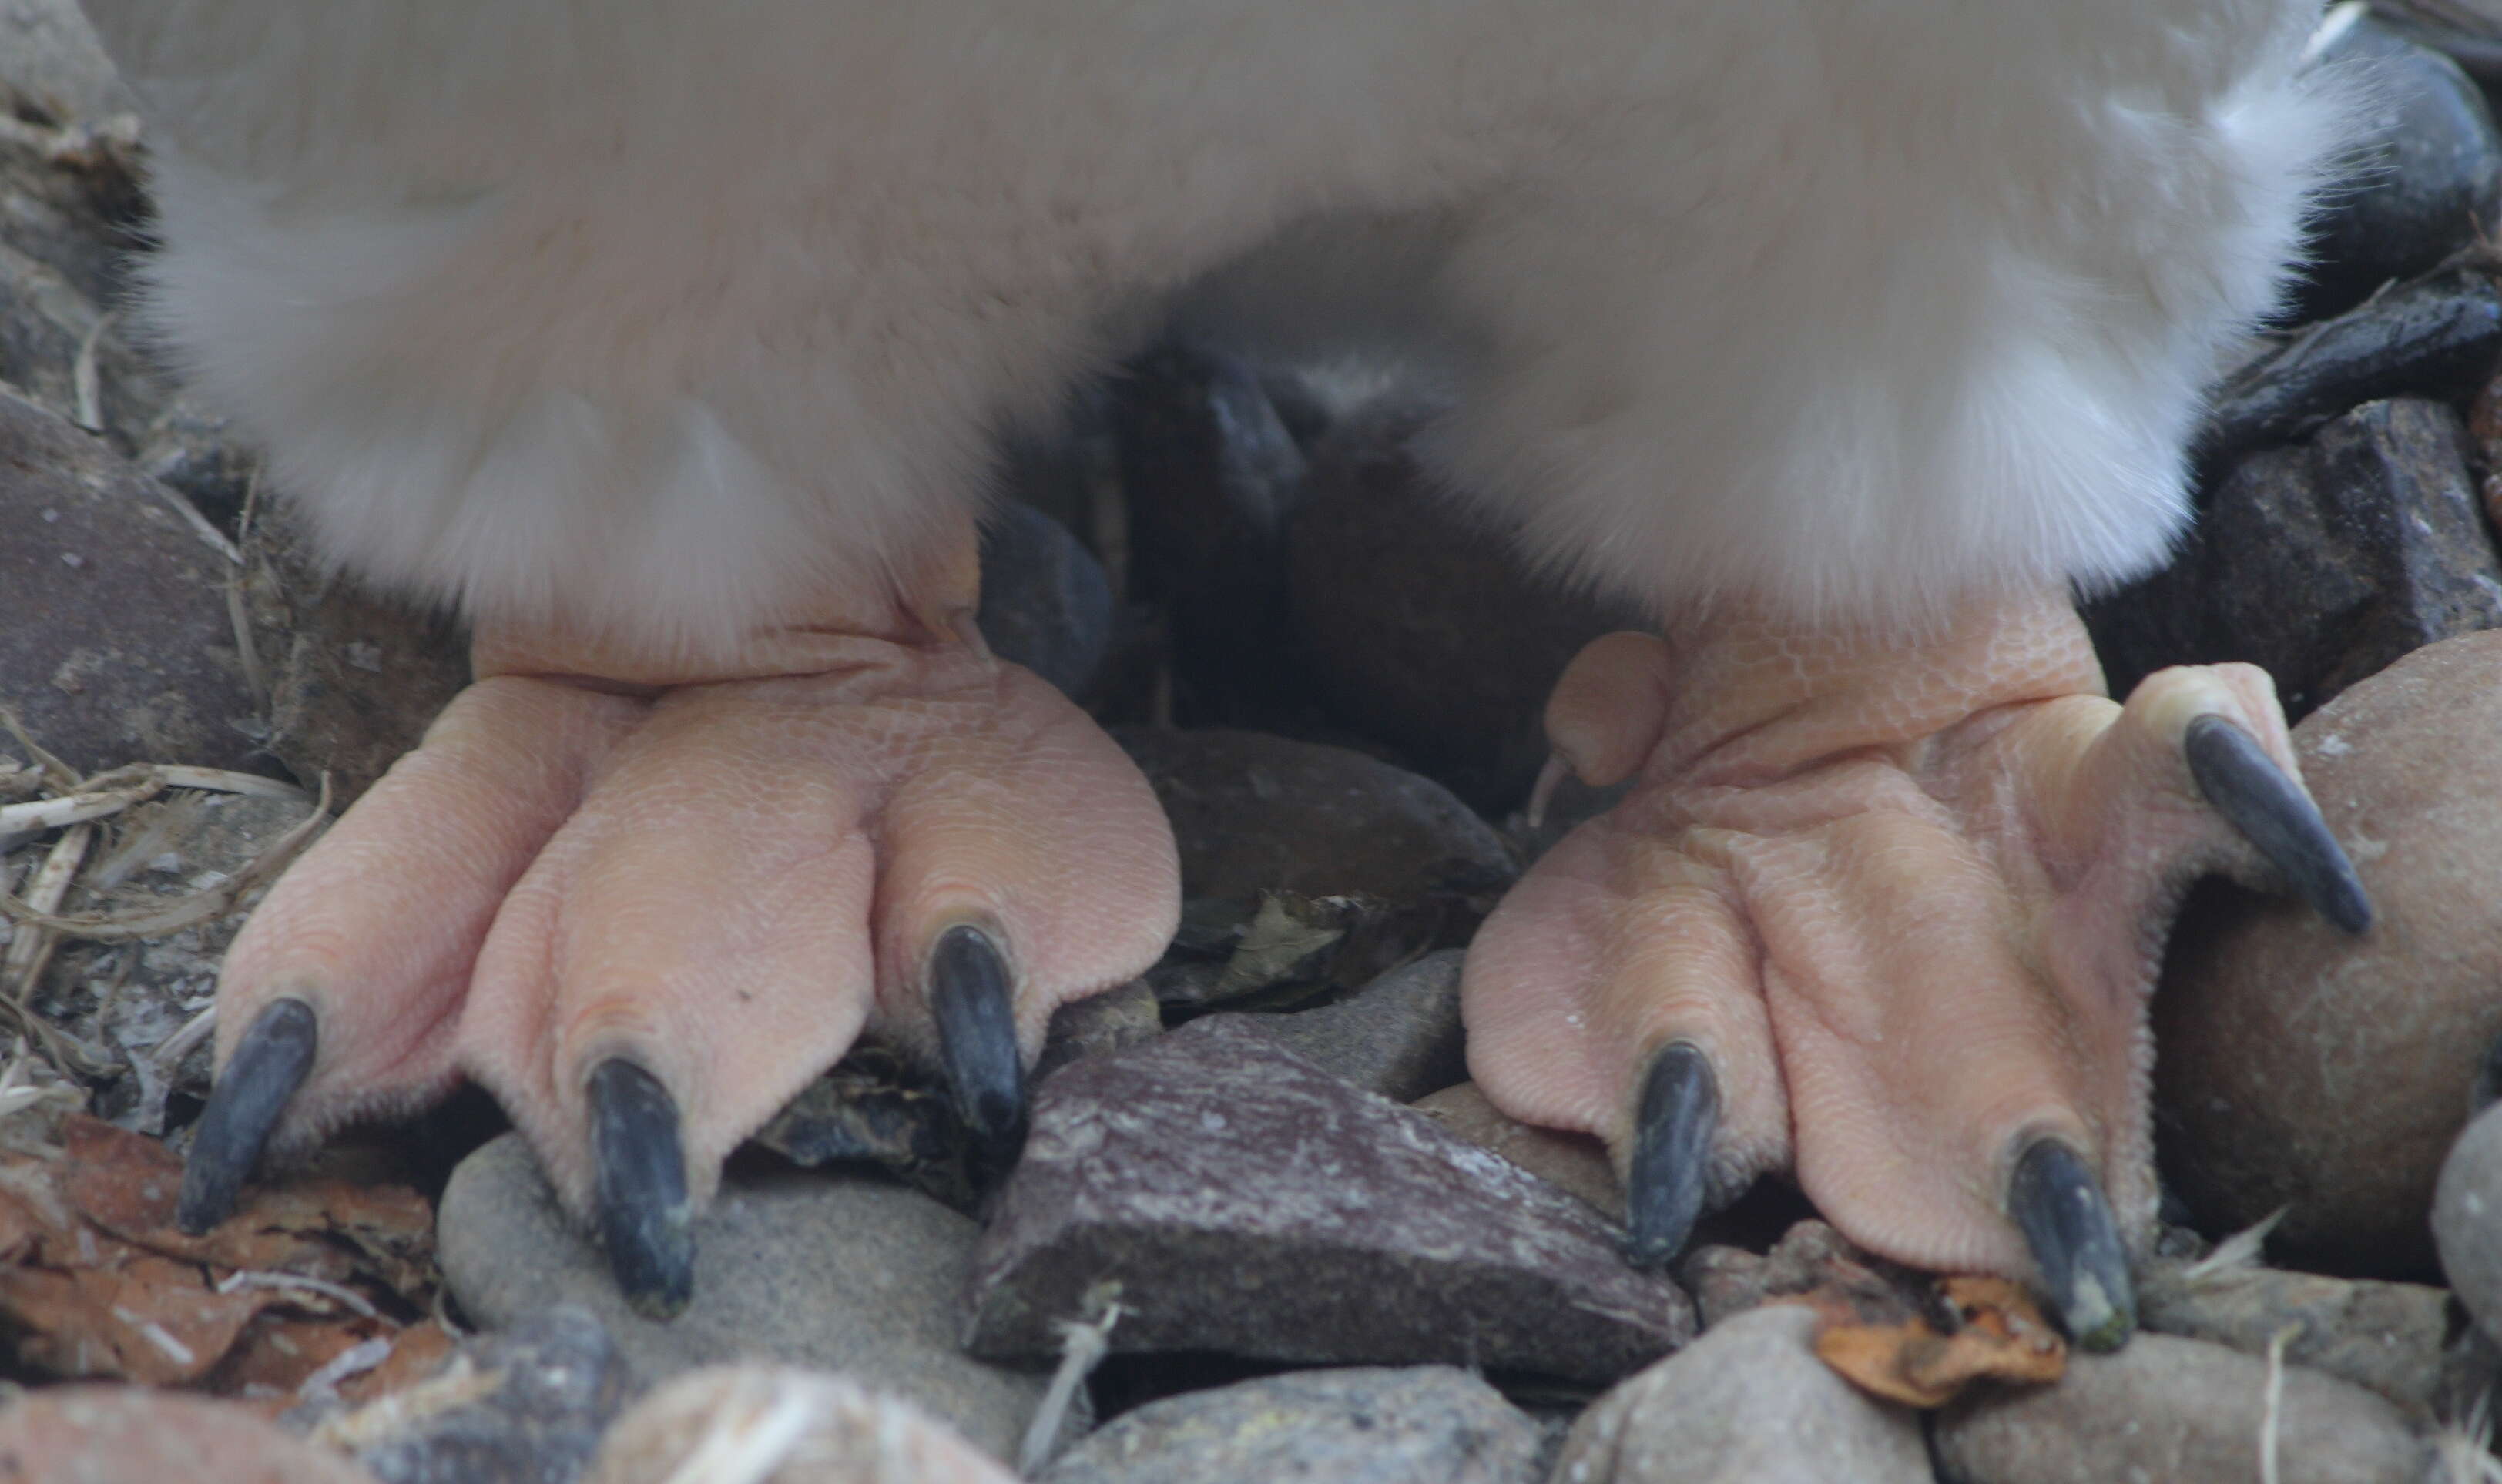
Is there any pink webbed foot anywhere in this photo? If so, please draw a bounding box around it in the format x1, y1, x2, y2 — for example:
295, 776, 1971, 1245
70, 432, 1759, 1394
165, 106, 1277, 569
1463, 591, 2367, 1350
177, 532, 1179, 1315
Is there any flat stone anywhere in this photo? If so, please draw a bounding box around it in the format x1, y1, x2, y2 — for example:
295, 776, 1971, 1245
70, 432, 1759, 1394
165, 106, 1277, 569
1550, 1305, 1929, 1484
1115, 727, 1514, 911
2293, 20, 2502, 323
2101, 396, 2502, 715
964, 1018, 1692, 1383
0, 1384, 377, 1483
2136, 1253, 2456, 1419
2156, 632, 2502, 1273
238, 499, 470, 811
1935, 1333, 2431, 1484
1283, 407, 1636, 812
1038, 1365, 1542, 1484
310, 1305, 636, 1484
1032, 977, 1162, 1086
587, 1366, 1018, 1484
1410, 1080, 1622, 1221
437, 1134, 1060, 1463
1221, 948, 1467, 1102
978, 500, 1114, 704
0, 390, 264, 777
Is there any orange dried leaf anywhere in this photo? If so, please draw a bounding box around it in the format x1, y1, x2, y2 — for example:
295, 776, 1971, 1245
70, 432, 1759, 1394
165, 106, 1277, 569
1810, 1273, 2065, 1408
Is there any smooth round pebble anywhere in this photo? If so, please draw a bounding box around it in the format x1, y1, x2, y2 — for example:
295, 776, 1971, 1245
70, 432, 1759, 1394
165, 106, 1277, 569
2156, 631, 2502, 1272
1038, 1365, 1541, 1484
2434, 1099, 2502, 1348
1935, 1332, 2430, 1484
1548, 1305, 1928, 1484
588, 1366, 1016, 1484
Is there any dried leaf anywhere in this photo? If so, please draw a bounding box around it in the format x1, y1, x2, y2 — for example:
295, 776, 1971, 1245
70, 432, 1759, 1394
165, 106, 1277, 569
1809, 1273, 2065, 1407
0, 1117, 434, 1392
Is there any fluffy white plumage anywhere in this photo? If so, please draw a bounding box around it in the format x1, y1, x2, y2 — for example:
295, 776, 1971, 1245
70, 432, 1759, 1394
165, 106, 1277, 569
84, 1, 2343, 655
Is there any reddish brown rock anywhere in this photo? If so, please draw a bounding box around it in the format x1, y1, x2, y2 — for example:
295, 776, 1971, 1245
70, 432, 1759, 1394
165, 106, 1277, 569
964, 1018, 1692, 1383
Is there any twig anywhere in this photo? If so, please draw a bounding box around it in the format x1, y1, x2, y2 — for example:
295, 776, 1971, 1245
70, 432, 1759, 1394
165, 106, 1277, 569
0, 775, 330, 943
3, 824, 93, 993
2260, 1323, 2299, 1484
1019, 1291, 1122, 1476
217, 1268, 384, 1321
0, 777, 165, 835
70, 313, 108, 434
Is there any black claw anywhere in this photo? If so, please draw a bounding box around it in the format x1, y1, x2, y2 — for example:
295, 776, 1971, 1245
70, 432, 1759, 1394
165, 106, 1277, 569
928, 924, 1028, 1157
178, 997, 317, 1235
2183, 715, 2372, 935
1622, 1042, 1718, 1269
2009, 1140, 2135, 1352
588, 1059, 695, 1321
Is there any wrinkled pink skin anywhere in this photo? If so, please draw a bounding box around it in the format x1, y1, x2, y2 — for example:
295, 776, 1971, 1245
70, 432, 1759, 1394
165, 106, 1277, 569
216, 542, 2310, 1284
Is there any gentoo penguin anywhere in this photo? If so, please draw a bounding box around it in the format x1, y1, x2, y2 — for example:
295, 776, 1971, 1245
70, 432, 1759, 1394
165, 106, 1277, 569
83, 1, 2366, 1349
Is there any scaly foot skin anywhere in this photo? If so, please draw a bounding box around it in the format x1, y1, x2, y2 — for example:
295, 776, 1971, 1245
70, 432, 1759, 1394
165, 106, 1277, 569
177, 525, 1179, 1317
1463, 590, 2368, 1351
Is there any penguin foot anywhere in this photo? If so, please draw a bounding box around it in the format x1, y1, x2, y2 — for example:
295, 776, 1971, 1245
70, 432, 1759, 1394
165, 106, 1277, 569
1462, 589, 2366, 1350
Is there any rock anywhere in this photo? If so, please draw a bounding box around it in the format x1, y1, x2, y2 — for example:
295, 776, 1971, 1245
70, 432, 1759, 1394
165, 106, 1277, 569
2293, 20, 2502, 324
310, 1305, 636, 1484
1220, 949, 1467, 1102
2136, 1251, 2456, 1418
2157, 632, 2502, 1273
0, 1384, 378, 1483
237, 497, 470, 810
1037, 1366, 1542, 1484
1548, 1305, 1929, 1484
2098, 397, 2502, 715
1283, 408, 1636, 812
1934, 1333, 2431, 1484
0, 390, 265, 777
1409, 1080, 1622, 1221
437, 1134, 1062, 1463
964, 1017, 1692, 1383
0, 0, 129, 126
1679, 1221, 1887, 1333
2435, 1099, 2502, 1349
1115, 728, 1514, 912
587, 1366, 1018, 1484
978, 501, 1115, 704
1032, 977, 1162, 1085
2202, 269, 2502, 474
1115, 347, 1311, 727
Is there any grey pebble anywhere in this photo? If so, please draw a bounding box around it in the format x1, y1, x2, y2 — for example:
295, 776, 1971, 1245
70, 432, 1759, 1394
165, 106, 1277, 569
2137, 1251, 2457, 1419
0, 390, 264, 778
1221, 948, 1467, 1103
1038, 1366, 1544, 1484
2435, 1100, 2502, 1352
1115, 727, 1514, 911
1547, 1305, 1929, 1484
323, 1304, 636, 1484
437, 1134, 1063, 1464
1934, 1332, 2431, 1484
2158, 632, 2502, 1273
2295, 20, 2502, 324
964, 1017, 1692, 1383
978, 500, 1115, 704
